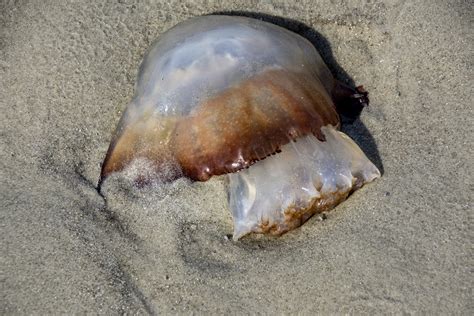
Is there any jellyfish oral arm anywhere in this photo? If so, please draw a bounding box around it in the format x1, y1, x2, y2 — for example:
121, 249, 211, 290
228, 125, 380, 240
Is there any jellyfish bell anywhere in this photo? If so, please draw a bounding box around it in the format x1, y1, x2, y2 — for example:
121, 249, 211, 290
100, 15, 380, 239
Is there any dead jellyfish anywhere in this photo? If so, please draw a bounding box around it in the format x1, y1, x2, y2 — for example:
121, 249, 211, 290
99, 15, 381, 240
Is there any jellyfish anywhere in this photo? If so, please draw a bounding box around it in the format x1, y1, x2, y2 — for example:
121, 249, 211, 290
99, 15, 380, 240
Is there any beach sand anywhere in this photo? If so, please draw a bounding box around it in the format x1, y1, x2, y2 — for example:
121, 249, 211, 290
1, 0, 472, 313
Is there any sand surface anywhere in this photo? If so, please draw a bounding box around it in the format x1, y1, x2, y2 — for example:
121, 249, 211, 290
1, 0, 472, 314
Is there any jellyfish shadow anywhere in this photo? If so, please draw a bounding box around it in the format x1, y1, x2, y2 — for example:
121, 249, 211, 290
210, 11, 384, 174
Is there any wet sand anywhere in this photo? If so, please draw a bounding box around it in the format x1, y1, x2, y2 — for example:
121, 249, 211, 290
1, 1, 472, 314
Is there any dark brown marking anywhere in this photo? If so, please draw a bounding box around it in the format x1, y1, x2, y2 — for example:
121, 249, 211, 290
99, 114, 180, 187
173, 69, 339, 181
331, 80, 369, 122
100, 69, 342, 184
